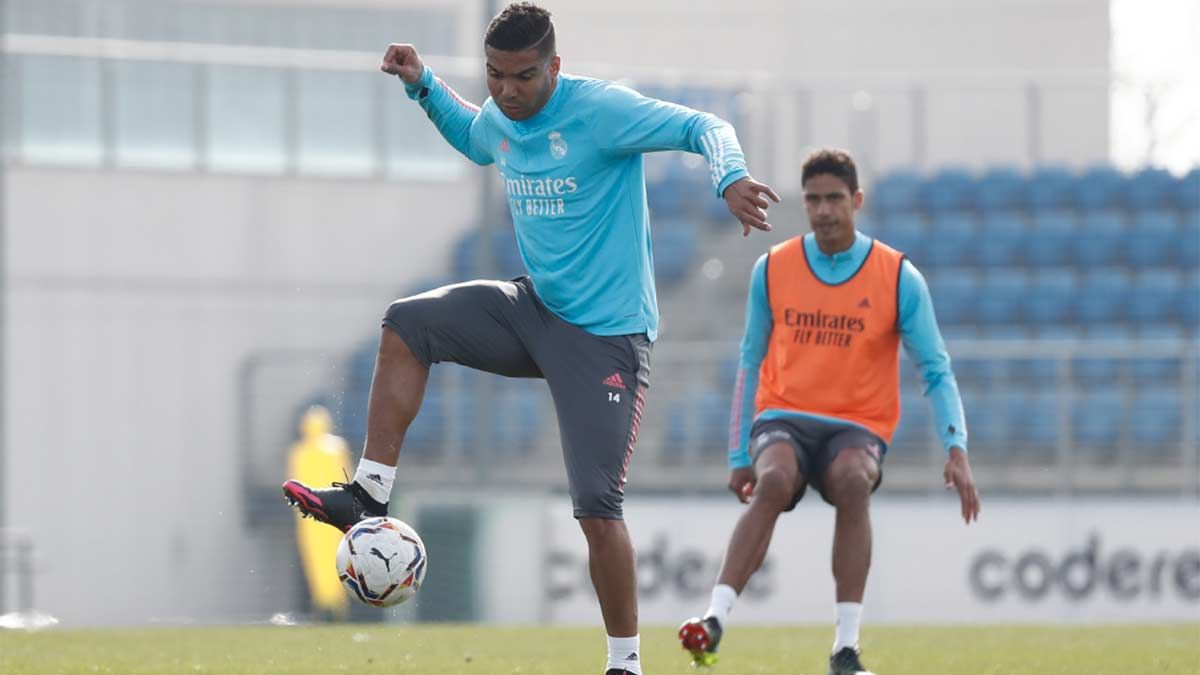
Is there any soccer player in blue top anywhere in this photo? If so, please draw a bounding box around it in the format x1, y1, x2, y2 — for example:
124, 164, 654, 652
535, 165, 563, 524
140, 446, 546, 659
678, 149, 980, 675
282, 4, 778, 673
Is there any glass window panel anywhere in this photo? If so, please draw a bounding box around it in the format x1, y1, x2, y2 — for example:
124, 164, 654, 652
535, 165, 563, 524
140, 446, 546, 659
113, 61, 196, 169
384, 80, 468, 178
297, 70, 373, 176
207, 65, 286, 173
19, 55, 103, 165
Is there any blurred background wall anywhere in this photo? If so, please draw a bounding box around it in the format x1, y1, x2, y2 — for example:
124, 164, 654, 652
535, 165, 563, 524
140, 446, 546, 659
0, 0, 1196, 626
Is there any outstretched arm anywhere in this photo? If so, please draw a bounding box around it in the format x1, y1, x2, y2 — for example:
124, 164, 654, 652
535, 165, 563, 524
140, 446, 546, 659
589, 83, 778, 233
382, 43, 493, 166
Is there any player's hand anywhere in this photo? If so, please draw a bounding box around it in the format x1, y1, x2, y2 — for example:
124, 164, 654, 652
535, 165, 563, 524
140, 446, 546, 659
943, 447, 980, 524
722, 177, 781, 237
380, 43, 425, 84
728, 467, 756, 504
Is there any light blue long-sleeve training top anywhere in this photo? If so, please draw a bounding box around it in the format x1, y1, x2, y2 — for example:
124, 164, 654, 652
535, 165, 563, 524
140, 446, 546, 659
405, 66, 749, 341
728, 231, 969, 469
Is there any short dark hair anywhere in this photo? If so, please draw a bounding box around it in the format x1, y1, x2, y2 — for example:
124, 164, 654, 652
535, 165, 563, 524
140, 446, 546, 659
485, 2, 556, 60
801, 149, 859, 194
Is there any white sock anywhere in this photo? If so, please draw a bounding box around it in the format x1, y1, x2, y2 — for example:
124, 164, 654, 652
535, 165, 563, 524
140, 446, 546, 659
606, 634, 641, 674
833, 602, 863, 652
704, 584, 738, 628
353, 458, 395, 504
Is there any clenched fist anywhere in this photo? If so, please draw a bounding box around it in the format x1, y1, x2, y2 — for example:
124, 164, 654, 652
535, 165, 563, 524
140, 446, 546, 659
380, 43, 425, 84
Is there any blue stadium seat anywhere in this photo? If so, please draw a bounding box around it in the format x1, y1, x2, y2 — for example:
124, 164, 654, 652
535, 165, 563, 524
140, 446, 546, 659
979, 324, 1031, 340
653, 220, 698, 285
963, 389, 1007, 449
1075, 269, 1132, 325
717, 357, 739, 395
646, 176, 687, 218
873, 171, 923, 212
952, 357, 1006, 388
492, 384, 541, 456
927, 271, 980, 326
1073, 210, 1125, 267
666, 390, 730, 458
1125, 210, 1179, 268
1180, 275, 1200, 331
1008, 389, 1060, 450
1127, 167, 1175, 209
926, 212, 978, 268
490, 229, 526, 277
1025, 269, 1077, 325
1010, 353, 1060, 386
1179, 210, 1200, 268
892, 389, 932, 450
403, 391, 448, 459
877, 212, 928, 264
1026, 210, 1077, 267
1026, 166, 1076, 209
1072, 166, 1125, 210
1033, 324, 1083, 340
975, 167, 1026, 211
1171, 167, 1200, 210
1130, 387, 1182, 448
922, 168, 975, 213
1072, 391, 1124, 453
976, 269, 1029, 326
1072, 324, 1129, 386
1129, 270, 1182, 323
1129, 340, 1188, 391
975, 211, 1026, 268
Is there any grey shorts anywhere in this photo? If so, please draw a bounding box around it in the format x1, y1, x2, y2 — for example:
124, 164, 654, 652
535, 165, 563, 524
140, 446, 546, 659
749, 417, 885, 510
383, 277, 651, 520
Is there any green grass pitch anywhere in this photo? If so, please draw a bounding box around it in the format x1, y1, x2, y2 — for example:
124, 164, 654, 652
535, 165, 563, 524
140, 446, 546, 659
1, 623, 1197, 674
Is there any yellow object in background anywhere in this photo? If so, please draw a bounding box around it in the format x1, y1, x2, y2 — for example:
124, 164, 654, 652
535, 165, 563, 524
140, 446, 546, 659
286, 405, 352, 620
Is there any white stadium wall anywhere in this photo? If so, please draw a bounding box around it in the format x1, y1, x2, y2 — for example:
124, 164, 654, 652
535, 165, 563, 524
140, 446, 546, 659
4, 167, 479, 624
453, 495, 1199, 626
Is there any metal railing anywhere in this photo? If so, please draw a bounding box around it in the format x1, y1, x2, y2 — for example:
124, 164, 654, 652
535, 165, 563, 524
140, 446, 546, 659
240, 339, 1200, 500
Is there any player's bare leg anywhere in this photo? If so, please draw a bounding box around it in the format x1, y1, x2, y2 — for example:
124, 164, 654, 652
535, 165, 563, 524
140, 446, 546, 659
824, 446, 880, 675
680, 442, 802, 666
361, 328, 430, 466
826, 447, 877, 602
580, 517, 638, 636
716, 442, 802, 592
284, 328, 429, 530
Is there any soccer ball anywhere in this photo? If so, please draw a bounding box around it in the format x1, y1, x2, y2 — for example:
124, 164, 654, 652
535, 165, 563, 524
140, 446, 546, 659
335, 516, 428, 607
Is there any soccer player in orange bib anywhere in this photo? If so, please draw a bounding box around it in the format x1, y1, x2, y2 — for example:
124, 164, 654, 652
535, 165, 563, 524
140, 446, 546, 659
679, 149, 981, 675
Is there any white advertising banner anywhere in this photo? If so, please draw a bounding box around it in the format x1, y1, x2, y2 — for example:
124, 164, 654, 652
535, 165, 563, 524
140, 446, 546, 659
540, 497, 1200, 625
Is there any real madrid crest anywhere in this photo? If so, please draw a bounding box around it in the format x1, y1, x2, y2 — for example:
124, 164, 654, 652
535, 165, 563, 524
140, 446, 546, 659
548, 131, 568, 160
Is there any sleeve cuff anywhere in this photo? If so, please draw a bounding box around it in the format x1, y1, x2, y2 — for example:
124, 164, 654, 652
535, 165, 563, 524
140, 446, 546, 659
717, 168, 750, 198
945, 440, 968, 454
728, 450, 753, 469
404, 66, 435, 100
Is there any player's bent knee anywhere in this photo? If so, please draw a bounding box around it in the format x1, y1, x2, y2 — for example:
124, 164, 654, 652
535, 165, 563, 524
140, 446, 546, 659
382, 297, 434, 366
827, 453, 876, 504
754, 465, 799, 508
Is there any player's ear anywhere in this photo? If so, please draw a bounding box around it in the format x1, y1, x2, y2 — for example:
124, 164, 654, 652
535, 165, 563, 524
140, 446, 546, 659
853, 189, 865, 212
549, 54, 561, 77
